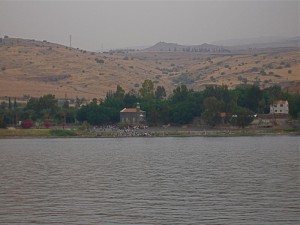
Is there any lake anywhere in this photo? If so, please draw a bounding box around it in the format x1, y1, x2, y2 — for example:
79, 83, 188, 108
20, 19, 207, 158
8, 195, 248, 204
0, 136, 299, 224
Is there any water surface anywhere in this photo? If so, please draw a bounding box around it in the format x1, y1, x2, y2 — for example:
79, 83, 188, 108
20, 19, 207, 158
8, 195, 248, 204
0, 136, 299, 224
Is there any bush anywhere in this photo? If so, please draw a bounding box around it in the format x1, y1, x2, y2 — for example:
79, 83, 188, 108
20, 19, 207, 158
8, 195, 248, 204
44, 121, 51, 129
0, 115, 6, 128
21, 121, 34, 129
49, 129, 77, 136
95, 58, 104, 63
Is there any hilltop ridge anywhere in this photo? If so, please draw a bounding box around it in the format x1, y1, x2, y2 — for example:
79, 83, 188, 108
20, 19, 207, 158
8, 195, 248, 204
0, 36, 299, 100
143, 41, 230, 53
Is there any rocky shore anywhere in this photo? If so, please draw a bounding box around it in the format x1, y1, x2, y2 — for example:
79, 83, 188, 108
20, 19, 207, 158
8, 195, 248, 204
1, 125, 299, 138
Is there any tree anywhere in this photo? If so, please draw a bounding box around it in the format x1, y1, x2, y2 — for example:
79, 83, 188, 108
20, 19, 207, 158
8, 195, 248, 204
203, 85, 230, 104
13, 97, 17, 109
155, 86, 166, 99
8, 97, 12, 110
233, 84, 262, 113
171, 84, 189, 103
25, 94, 58, 119
231, 107, 255, 128
114, 85, 125, 100
124, 90, 140, 108
202, 97, 225, 127
139, 79, 154, 100
0, 101, 7, 110
288, 94, 300, 118
169, 89, 203, 125
0, 114, 7, 128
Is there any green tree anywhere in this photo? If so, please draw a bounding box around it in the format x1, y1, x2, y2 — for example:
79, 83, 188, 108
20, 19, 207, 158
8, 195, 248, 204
155, 85, 166, 99
169, 88, 203, 124
171, 84, 189, 103
202, 96, 225, 127
203, 85, 231, 104
139, 79, 154, 100
114, 85, 125, 100
124, 90, 140, 108
25, 94, 58, 119
8, 97, 11, 110
231, 107, 255, 128
0, 114, 6, 128
233, 85, 262, 113
0, 101, 7, 110
288, 94, 300, 118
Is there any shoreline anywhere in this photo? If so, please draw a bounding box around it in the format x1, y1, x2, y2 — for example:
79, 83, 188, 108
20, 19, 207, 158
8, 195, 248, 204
0, 127, 299, 139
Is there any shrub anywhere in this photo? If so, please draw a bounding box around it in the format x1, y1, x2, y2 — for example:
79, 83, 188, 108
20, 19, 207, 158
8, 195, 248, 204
49, 129, 77, 136
21, 121, 34, 129
95, 58, 104, 63
285, 63, 291, 68
44, 121, 51, 129
0, 115, 6, 128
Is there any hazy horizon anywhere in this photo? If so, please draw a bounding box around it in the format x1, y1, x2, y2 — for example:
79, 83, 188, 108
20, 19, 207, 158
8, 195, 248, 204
0, 0, 299, 51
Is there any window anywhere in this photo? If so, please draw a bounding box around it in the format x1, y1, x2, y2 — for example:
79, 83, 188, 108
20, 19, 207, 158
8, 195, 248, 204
274, 104, 277, 107
280, 104, 283, 107
275, 110, 277, 112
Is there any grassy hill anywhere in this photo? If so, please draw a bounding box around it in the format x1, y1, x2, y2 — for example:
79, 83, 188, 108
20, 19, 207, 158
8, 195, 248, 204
0, 37, 299, 101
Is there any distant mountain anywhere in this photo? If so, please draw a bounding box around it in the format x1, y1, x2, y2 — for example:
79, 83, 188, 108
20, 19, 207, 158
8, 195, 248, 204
213, 36, 300, 49
143, 41, 230, 53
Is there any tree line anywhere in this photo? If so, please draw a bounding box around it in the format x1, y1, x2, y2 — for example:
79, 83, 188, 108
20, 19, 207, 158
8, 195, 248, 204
1, 80, 300, 128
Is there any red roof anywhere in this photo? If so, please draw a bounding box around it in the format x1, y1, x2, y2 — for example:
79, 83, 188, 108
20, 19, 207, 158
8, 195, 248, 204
121, 108, 138, 113
220, 112, 226, 118
273, 100, 288, 105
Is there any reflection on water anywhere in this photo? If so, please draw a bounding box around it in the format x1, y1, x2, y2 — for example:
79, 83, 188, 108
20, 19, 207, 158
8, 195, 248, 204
0, 136, 299, 224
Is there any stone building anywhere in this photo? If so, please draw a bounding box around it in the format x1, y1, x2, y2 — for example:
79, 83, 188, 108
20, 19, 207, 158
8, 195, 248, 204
120, 103, 146, 124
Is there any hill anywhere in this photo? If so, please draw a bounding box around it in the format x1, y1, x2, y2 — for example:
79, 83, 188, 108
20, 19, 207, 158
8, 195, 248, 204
214, 36, 300, 49
143, 41, 230, 53
0, 37, 299, 101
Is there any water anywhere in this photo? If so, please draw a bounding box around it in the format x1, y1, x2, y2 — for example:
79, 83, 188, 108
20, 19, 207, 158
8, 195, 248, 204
0, 136, 299, 225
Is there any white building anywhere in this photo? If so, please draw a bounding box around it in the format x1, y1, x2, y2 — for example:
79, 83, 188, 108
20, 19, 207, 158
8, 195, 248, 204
270, 100, 289, 114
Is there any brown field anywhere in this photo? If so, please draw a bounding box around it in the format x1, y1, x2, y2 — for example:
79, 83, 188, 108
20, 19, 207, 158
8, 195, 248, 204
0, 38, 299, 101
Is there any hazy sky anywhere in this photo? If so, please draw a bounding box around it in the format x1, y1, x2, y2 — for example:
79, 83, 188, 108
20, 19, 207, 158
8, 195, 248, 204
0, 0, 299, 51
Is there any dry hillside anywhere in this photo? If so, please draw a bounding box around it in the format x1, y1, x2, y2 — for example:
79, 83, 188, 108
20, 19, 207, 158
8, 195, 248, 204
0, 37, 299, 101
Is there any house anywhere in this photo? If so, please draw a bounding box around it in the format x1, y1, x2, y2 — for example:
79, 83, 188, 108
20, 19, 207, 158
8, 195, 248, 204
120, 103, 146, 124
270, 100, 289, 114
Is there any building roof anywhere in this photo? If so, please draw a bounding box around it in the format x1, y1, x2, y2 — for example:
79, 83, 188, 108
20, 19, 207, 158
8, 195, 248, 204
273, 100, 288, 105
121, 108, 138, 113
120, 108, 145, 113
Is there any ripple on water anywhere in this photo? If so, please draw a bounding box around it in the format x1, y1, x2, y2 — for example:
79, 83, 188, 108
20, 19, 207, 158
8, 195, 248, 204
0, 137, 299, 224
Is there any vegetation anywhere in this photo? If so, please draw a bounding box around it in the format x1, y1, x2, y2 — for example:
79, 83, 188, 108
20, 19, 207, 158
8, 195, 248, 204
0, 81, 299, 131
49, 129, 77, 136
